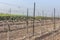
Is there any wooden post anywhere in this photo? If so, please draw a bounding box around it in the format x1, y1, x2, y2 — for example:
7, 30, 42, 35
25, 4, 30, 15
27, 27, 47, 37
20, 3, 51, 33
54, 8, 56, 30
33, 2, 36, 36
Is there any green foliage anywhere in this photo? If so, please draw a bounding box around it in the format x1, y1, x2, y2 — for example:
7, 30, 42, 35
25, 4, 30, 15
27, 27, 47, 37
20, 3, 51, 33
35, 16, 43, 20
0, 13, 54, 20
0, 13, 32, 20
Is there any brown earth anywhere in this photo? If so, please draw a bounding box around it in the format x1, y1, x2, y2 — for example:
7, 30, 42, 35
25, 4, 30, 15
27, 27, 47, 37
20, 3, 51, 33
0, 19, 60, 40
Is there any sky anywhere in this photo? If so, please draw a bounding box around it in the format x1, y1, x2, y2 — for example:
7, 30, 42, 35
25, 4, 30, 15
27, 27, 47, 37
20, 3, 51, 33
0, 0, 59, 8
0, 0, 60, 17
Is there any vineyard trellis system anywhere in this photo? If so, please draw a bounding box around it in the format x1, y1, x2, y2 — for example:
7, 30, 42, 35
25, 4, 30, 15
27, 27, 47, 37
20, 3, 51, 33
0, 2, 60, 40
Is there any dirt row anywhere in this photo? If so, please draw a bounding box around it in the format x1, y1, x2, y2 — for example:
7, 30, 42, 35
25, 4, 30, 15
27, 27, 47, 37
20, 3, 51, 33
0, 20, 60, 40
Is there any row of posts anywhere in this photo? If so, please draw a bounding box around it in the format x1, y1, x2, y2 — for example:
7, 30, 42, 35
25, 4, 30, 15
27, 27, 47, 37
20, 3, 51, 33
6, 2, 57, 40
26, 2, 56, 40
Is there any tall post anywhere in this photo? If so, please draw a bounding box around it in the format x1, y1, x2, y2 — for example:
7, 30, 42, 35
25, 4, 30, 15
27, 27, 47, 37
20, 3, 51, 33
9, 8, 11, 30
54, 8, 56, 30
58, 13, 59, 20
52, 12, 53, 22
38, 11, 40, 17
41, 10, 44, 26
26, 8, 29, 40
53, 8, 56, 40
9, 8, 11, 14
33, 2, 36, 36
26, 8, 28, 34
10, 8, 11, 20
7, 8, 11, 40
38, 11, 40, 20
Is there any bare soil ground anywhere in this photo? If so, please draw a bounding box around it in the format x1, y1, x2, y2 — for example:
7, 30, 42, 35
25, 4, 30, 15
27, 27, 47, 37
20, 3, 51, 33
0, 19, 60, 40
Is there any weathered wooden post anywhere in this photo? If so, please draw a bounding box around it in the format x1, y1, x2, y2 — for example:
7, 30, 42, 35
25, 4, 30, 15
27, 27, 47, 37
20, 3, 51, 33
7, 8, 11, 40
53, 8, 56, 30
33, 2, 36, 36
